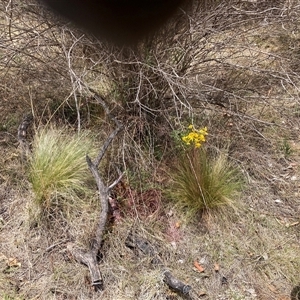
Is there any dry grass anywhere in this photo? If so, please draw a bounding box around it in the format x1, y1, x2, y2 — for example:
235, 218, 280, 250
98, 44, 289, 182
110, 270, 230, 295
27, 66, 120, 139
0, 1, 300, 300
169, 148, 243, 218
29, 127, 96, 211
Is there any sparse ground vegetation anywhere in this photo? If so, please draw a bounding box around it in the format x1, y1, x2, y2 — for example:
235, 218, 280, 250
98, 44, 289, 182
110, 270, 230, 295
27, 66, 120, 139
0, 0, 300, 299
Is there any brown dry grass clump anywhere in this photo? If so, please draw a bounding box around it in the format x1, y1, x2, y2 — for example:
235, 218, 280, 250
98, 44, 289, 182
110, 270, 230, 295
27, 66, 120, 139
169, 147, 243, 218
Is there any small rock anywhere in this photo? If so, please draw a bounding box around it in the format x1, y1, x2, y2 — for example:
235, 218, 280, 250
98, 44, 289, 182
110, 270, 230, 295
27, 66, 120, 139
221, 276, 228, 285
170, 241, 177, 249
246, 288, 257, 297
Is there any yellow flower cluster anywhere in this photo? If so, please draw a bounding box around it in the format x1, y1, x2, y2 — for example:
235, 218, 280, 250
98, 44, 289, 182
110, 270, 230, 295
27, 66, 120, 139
182, 125, 208, 148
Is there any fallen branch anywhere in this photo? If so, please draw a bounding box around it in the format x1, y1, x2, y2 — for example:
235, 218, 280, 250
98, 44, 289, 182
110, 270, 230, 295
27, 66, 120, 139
125, 231, 202, 299
67, 91, 123, 290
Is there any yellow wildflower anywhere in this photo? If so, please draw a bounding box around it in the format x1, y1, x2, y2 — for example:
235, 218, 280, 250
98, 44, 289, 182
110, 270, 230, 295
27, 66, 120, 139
182, 125, 208, 148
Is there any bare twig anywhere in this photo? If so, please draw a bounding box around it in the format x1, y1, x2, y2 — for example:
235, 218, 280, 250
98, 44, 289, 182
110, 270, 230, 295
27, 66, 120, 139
61, 30, 85, 133
45, 239, 68, 253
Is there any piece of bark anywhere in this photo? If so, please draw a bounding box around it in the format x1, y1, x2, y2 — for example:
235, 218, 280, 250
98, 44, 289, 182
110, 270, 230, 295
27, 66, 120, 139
17, 114, 33, 142
163, 270, 192, 294
17, 113, 33, 160
125, 231, 163, 265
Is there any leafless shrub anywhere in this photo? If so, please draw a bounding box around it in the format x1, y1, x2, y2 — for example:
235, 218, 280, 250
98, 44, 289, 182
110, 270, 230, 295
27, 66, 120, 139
92, 1, 300, 168
0, 0, 298, 179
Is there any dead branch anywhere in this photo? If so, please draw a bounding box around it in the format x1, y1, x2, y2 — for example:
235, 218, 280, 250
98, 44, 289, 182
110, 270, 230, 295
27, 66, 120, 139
67, 92, 123, 291
125, 231, 202, 299
67, 243, 103, 289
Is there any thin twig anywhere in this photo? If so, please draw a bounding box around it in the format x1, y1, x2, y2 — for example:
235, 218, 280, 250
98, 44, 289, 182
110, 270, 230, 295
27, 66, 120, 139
45, 239, 69, 253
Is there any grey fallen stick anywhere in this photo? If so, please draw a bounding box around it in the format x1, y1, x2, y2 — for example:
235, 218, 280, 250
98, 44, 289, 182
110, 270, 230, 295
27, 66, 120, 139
67, 95, 123, 290
125, 232, 201, 299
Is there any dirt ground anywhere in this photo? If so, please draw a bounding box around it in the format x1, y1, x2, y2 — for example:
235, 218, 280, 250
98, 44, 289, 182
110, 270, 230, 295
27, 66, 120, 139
1, 96, 300, 300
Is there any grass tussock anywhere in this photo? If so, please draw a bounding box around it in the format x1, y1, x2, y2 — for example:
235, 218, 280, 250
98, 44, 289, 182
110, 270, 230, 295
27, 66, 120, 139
29, 127, 96, 210
170, 148, 243, 218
